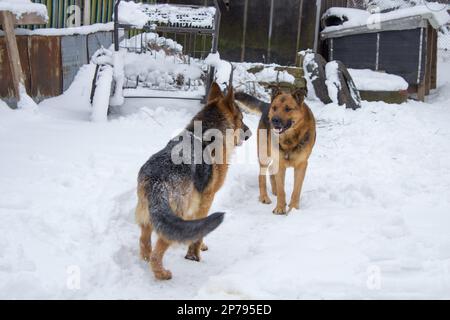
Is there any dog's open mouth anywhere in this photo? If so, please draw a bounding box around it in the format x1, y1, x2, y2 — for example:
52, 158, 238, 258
272, 124, 292, 135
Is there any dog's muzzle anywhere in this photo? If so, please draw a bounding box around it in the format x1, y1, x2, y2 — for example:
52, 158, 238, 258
271, 117, 292, 134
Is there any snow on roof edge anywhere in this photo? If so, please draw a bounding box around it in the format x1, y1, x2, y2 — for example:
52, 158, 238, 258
0, 23, 114, 37
322, 4, 450, 36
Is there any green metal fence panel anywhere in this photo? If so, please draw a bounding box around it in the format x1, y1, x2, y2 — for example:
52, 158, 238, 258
30, 1, 160, 29
30, 0, 113, 29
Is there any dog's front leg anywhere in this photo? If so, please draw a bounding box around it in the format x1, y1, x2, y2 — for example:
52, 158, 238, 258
273, 166, 287, 215
259, 165, 272, 204
289, 161, 308, 212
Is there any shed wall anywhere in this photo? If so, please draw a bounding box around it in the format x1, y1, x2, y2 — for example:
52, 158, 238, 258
329, 28, 427, 85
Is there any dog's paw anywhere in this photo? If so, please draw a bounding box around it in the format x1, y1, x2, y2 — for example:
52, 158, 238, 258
154, 269, 172, 280
200, 243, 208, 251
288, 201, 300, 211
140, 247, 151, 262
273, 205, 287, 215
259, 195, 272, 204
185, 253, 201, 262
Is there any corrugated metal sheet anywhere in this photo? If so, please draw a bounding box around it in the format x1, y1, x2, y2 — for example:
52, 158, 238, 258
0, 31, 113, 99
61, 34, 88, 91
60, 31, 113, 91
0, 36, 31, 98
28, 35, 62, 99
87, 31, 113, 58
30, 1, 155, 28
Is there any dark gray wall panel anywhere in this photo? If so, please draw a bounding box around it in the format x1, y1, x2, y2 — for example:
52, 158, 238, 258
330, 33, 377, 70
379, 28, 423, 84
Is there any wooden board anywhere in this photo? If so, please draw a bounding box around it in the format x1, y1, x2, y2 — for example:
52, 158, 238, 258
0, 36, 30, 98
0, 11, 25, 99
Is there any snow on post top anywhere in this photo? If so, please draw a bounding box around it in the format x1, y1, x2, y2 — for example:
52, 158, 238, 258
117, 1, 216, 30
0, 0, 48, 21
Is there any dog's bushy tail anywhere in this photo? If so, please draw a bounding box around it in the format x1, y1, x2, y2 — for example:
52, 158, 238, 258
235, 92, 270, 115
149, 185, 225, 243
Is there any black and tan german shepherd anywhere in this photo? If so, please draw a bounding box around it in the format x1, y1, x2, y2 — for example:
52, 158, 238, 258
135, 81, 251, 280
235, 88, 316, 215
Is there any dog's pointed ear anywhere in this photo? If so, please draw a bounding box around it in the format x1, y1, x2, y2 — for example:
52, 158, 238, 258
223, 85, 235, 110
270, 85, 283, 101
208, 82, 224, 102
291, 87, 307, 105
223, 63, 236, 109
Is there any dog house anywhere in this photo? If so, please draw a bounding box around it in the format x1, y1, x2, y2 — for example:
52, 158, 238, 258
320, 5, 450, 101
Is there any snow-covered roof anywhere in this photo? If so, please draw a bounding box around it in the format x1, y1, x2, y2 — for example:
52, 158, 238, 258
117, 1, 216, 30
0, 0, 48, 21
322, 4, 450, 39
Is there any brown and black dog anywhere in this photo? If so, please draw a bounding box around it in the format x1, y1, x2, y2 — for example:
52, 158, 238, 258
235, 88, 316, 214
135, 82, 251, 280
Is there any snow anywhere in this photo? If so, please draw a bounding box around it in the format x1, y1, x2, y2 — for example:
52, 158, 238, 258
254, 67, 295, 84
110, 51, 125, 108
0, 0, 48, 21
1, 52, 450, 299
117, 2, 216, 29
439, 30, 450, 51
300, 50, 320, 101
205, 52, 232, 87
325, 61, 340, 104
17, 83, 38, 111
322, 4, 450, 33
91, 65, 113, 122
117, 33, 204, 92
117, 1, 150, 29
348, 69, 409, 91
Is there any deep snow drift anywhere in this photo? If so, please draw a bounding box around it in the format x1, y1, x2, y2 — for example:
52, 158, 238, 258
1, 55, 450, 299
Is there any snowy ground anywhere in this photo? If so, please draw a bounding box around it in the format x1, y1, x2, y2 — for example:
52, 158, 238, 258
1, 52, 450, 299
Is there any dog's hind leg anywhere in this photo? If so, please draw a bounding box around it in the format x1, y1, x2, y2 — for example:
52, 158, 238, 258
150, 237, 172, 280
136, 180, 152, 261
289, 161, 308, 212
185, 194, 214, 262
139, 224, 152, 261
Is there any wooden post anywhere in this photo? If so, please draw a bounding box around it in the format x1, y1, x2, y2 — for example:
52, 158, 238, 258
0, 11, 25, 100
425, 24, 433, 96
267, 0, 275, 63
295, 0, 304, 66
431, 28, 437, 90
240, 0, 248, 62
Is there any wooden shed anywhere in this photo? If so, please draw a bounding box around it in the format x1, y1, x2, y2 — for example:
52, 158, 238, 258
320, 5, 449, 101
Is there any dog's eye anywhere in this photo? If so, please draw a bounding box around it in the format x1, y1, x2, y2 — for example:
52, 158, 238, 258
272, 106, 277, 111
285, 107, 292, 112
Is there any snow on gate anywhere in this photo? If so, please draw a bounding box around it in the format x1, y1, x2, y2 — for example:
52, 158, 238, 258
89, 0, 221, 122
